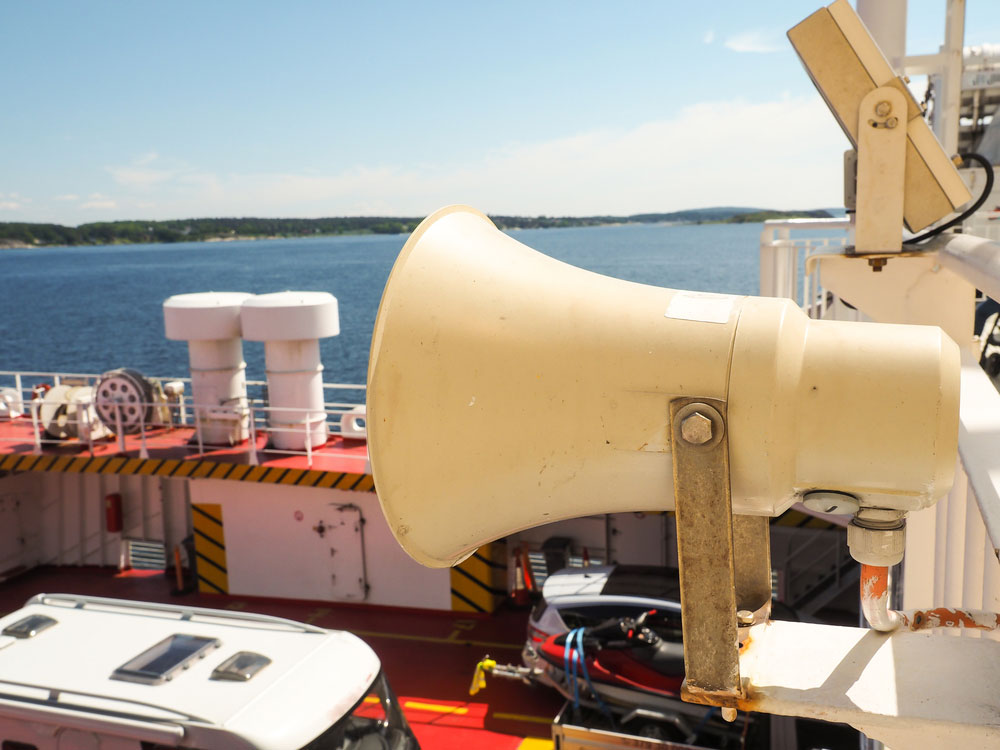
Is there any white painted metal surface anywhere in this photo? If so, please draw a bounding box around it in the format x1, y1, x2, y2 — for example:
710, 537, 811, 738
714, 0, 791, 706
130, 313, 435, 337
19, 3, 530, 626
0, 594, 382, 750
163, 292, 252, 445
857, 0, 907, 69
738, 619, 1000, 748
240, 292, 340, 451
188, 479, 450, 609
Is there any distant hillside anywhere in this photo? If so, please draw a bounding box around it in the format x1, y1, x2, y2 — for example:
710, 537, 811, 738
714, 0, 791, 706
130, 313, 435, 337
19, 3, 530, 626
0, 207, 834, 248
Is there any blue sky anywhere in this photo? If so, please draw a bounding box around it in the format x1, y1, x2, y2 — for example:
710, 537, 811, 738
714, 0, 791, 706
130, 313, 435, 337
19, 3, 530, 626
3, 1, 999, 225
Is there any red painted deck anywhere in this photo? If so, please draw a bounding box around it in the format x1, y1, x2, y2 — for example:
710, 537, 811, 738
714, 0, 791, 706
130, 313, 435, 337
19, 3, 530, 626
0, 566, 563, 750
0, 415, 369, 475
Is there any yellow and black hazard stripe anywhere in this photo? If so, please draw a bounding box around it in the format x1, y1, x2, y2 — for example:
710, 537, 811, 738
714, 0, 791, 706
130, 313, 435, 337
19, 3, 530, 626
0, 454, 374, 492
192, 503, 228, 594
450, 542, 508, 613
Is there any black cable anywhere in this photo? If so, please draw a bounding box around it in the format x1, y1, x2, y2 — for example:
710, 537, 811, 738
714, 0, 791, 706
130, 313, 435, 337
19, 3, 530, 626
904, 152, 994, 245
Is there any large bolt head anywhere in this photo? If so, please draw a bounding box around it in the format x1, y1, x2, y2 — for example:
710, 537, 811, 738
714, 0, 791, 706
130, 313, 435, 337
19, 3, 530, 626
680, 412, 713, 445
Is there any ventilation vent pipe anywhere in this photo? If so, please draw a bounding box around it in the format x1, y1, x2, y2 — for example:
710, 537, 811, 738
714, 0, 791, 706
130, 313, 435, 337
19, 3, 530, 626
240, 292, 340, 451
163, 292, 252, 446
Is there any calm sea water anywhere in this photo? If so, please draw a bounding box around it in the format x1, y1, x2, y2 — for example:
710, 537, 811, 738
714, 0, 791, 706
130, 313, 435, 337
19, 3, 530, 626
0, 222, 765, 389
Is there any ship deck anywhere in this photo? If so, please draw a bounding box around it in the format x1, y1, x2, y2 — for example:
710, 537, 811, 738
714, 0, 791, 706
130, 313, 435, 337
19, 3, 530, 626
0, 565, 562, 750
0, 415, 371, 479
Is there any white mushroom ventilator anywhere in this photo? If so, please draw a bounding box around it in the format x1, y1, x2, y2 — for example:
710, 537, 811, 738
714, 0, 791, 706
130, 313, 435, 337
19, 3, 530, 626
240, 291, 340, 451
163, 292, 252, 446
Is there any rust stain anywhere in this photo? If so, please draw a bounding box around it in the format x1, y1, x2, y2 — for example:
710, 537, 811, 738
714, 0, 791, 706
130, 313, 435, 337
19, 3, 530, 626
860, 564, 888, 599
899, 607, 1000, 631
739, 634, 753, 655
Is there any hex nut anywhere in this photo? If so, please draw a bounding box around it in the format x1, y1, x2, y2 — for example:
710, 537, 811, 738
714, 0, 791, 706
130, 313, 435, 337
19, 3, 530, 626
680, 412, 713, 445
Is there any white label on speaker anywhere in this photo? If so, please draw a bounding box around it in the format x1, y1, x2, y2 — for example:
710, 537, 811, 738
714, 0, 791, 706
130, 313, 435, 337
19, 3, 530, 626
664, 292, 735, 324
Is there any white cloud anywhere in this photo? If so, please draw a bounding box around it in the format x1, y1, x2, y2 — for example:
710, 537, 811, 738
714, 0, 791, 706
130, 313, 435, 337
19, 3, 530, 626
724, 30, 783, 53
24, 95, 846, 224
270, 97, 834, 214
703, 30, 715, 44
107, 152, 185, 189
108, 165, 180, 188
0, 201, 20, 211
54, 194, 79, 201
81, 193, 117, 210
135, 151, 159, 166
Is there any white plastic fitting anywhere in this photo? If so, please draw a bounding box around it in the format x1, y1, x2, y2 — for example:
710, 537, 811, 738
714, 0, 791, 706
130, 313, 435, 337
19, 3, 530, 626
848, 508, 906, 566
240, 292, 340, 451
163, 292, 252, 446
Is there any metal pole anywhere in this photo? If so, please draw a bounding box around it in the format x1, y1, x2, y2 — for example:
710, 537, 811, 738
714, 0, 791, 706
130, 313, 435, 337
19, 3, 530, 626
115, 403, 126, 454
193, 404, 204, 456
938, 0, 966, 156
30, 396, 42, 455
138, 401, 149, 460
305, 408, 313, 468
247, 404, 259, 466
83, 400, 95, 455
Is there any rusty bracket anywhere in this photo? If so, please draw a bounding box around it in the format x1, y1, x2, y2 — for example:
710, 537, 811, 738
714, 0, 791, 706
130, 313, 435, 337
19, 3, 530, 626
733, 514, 772, 623
670, 397, 744, 708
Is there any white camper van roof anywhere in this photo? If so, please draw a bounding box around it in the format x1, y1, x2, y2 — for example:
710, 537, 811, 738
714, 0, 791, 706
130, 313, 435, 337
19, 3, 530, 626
0, 594, 381, 750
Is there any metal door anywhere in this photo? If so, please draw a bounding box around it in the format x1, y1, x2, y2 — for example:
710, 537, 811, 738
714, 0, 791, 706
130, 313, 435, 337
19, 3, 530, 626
312, 503, 368, 601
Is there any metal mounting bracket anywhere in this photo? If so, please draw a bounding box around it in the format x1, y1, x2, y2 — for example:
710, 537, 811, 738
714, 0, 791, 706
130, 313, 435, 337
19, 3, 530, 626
855, 86, 908, 254
670, 398, 772, 710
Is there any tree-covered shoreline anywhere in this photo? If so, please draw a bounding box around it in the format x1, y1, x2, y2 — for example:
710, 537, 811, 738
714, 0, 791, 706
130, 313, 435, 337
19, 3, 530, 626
0, 207, 833, 248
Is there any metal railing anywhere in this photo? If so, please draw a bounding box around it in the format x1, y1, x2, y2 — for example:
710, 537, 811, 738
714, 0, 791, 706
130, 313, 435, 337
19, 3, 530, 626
758, 218, 850, 308
0, 370, 368, 469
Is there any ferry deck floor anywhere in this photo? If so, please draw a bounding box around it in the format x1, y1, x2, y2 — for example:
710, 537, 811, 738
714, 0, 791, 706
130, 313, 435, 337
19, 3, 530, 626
0, 565, 563, 750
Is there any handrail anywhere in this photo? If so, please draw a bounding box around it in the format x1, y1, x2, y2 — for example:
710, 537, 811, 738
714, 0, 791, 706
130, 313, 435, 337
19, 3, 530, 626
0, 386, 369, 469
0, 370, 367, 393
29, 593, 329, 633
760, 216, 851, 232
0, 677, 210, 725
927, 232, 1000, 307
0, 697, 185, 744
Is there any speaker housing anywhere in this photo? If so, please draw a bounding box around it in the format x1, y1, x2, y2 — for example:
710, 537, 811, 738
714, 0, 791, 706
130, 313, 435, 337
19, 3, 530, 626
368, 206, 959, 567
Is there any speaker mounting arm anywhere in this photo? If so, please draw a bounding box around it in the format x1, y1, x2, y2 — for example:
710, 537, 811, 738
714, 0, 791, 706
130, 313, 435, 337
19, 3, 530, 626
669, 398, 771, 717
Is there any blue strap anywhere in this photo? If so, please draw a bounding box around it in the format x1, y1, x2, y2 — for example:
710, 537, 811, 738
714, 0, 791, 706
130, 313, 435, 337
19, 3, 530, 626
573, 628, 613, 723
563, 628, 581, 709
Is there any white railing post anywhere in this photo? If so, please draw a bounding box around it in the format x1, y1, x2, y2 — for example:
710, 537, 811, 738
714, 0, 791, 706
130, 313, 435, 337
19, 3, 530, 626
138, 402, 149, 460
82, 400, 95, 456
759, 225, 777, 297
779, 226, 795, 302
30, 396, 42, 455
304, 408, 313, 467
247, 404, 259, 466
193, 406, 204, 456
115, 403, 126, 454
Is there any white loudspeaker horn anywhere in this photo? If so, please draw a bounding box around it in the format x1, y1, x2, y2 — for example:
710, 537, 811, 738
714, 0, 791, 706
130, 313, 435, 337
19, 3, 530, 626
368, 206, 959, 568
